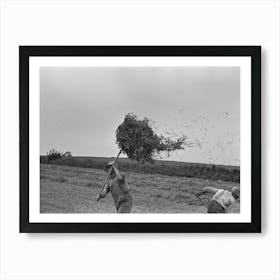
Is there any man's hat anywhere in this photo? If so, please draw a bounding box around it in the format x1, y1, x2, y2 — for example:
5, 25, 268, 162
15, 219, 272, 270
104, 159, 118, 172
231, 187, 240, 197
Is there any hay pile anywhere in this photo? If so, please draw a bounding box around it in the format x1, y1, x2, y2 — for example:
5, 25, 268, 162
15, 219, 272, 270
116, 113, 187, 163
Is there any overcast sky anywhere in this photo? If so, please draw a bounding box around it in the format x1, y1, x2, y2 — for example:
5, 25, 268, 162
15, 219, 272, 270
40, 67, 240, 165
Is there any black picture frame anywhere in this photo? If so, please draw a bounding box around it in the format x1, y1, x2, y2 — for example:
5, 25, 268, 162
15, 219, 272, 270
20, 46, 261, 233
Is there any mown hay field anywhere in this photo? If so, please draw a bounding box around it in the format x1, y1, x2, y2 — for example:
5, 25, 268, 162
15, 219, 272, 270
40, 163, 240, 213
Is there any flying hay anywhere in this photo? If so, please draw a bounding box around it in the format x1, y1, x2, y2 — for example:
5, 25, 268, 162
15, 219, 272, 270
116, 113, 187, 163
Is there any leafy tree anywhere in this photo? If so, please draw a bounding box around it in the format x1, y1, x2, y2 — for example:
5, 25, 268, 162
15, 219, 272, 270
47, 148, 63, 161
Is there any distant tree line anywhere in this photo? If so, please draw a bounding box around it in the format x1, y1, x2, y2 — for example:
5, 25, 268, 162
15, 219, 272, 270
41, 153, 240, 183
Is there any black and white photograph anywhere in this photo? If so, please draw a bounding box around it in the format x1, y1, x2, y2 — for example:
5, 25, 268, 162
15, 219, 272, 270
40, 66, 241, 214
3, 1, 279, 279
20, 46, 261, 232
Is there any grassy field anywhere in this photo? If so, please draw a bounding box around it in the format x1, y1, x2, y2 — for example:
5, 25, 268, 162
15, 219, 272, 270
40, 163, 240, 213
40, 156, 240, 183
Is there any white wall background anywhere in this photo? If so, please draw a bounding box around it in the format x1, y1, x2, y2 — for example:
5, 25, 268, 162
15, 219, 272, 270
0, 0, 279, 279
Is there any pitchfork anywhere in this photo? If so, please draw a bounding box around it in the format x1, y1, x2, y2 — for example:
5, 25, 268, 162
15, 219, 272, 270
96, 150, 122, 201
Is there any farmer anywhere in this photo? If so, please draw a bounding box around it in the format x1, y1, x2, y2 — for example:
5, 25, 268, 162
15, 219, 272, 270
197, 186, 240, 213
226, 201, 240, 213
98, 161, 133, 213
